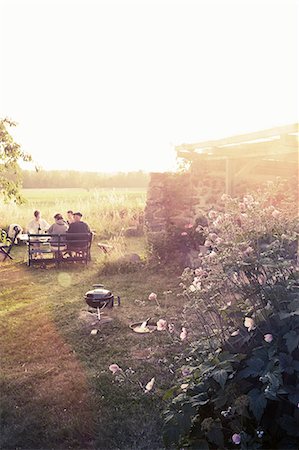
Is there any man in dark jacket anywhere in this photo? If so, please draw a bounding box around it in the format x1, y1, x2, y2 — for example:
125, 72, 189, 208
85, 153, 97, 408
67, 212, 91, 251
67, 212, 90, 233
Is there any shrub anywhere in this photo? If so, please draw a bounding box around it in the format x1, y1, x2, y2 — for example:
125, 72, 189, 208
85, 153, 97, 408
162, 184, 299, 449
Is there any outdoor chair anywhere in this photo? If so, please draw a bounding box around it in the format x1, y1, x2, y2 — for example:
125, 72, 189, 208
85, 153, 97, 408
0, 226, 21, 261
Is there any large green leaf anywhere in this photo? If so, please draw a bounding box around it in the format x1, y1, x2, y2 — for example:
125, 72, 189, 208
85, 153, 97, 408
212, 369, 228, 389
283, 330, 299, 354
239, 357, 265, 379
248, 388, 267, 421
206, 421, 224, 448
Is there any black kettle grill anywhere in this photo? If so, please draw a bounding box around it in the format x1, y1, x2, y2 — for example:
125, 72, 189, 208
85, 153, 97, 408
84, 284, 120, 309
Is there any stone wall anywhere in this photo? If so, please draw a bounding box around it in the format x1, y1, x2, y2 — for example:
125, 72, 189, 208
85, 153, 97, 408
144, 169, 225, 264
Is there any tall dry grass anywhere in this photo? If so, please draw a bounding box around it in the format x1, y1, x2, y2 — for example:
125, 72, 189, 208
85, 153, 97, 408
0, 188, 146, 238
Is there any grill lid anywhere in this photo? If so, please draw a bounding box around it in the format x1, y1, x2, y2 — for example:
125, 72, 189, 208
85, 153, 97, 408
85, 287, 113, 300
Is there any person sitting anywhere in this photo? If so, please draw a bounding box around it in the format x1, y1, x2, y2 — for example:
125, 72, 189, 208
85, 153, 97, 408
27, 210, 50, 235
48, 213, 69, 256
66, 212, 91, 252
47, 213, 69, 239
66, 210, 75, 225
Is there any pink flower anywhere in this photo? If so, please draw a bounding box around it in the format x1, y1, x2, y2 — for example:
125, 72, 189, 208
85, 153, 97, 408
257, 274, 266, 285
208, 233, 218, 242
181, 366, 191, 376
244, 246, 254, 256
156, 319, 167, 331
244, 317, 255, 332
208, 210, 218, 219
144, 377, 155, 393
181, 231, 188, 236
184, 223, 193, 229
264, 334, 273, 343
232, 433, 241, 444
180, 327, 187, 341
243, 195, 254, 204
272, 209, 281, 218
148, 292, 157, 301
221, 193, 229, 202
207, 250, 217, 259
109, 364, 122, 374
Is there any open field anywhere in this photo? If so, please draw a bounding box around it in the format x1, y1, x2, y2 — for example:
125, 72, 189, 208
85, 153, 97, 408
1, 188, 147, 238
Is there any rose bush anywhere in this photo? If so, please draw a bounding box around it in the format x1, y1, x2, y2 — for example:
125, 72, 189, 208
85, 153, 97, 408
162, 183, 299, 449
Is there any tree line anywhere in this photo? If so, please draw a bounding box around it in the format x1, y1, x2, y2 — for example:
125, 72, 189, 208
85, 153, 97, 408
21, 170, 150, 189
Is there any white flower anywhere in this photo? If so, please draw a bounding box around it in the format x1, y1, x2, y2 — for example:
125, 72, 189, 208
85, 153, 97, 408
180, 383, 189, 391
180, 327, 187, 341
264, 334, 273, 343
168, 323, 175, 333
144, 377, 155, 393
148, 292, 157, 301
244, 317, 255, 332
156, 319, 167, 331
231, 330, 240, 337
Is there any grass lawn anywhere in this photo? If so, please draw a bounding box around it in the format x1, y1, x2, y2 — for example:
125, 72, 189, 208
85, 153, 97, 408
0, 237, 185, 449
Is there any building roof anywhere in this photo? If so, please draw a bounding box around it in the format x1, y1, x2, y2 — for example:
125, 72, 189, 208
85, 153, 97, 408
176, 123, 298, 162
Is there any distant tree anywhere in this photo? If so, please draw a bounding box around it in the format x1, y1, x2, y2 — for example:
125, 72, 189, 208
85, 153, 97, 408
0, 118, 32, 203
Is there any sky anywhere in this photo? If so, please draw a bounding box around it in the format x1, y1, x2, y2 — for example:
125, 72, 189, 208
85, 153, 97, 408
0, 0, 298, 172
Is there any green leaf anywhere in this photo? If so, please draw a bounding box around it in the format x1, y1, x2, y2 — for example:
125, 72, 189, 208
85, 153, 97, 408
212, 369, 227, 389
239, 357, 265, 379
207, 422, 224, 448
283, 330, 299, 354
248, 388, 267, 421
278, 414, 299, 437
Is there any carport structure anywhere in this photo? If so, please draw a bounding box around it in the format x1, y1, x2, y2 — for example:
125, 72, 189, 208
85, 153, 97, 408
176, 123, 298, 195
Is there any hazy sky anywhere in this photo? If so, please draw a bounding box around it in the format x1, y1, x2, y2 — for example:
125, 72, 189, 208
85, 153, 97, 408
0, 0, 298, 172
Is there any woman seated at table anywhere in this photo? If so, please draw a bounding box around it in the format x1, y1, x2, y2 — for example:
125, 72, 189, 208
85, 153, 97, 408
48, 213, 69, 253
27, 210, 50, 235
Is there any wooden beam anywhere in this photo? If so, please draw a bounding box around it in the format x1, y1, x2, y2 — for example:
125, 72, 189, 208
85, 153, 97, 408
177, 140, 298, 161
175, 123, 298, 153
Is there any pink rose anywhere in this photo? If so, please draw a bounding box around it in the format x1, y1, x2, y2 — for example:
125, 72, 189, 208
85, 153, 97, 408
264, 334, 273, 343
180, 327, 187, 341
208, 210, 218, 219
156, 319, 167, 331
232, 433, 241, 444
244, 317, 255, 332
207, 250, 217, 259
244, 246, 254, 256
272, 209, 281, 218
243, 195, 254, 204
221, 193, 229, 202
109, 364, 122, 374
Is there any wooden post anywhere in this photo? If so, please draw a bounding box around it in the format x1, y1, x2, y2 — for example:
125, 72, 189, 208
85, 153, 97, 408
225, 158, 234, 196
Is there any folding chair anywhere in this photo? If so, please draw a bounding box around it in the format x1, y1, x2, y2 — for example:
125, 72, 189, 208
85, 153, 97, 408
0, 226, 21, 261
